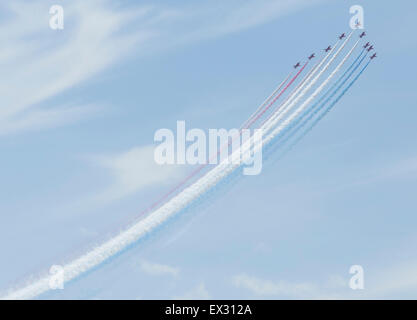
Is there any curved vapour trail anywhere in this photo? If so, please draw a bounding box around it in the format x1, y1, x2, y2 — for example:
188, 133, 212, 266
261, 39, 340, 130
2, 35, 360, 300
262, 35, 347, 130
258, 59, 319, 128
1, 59, 305, 302
243, 62, 308, 130
182, 41, 342, 194
138, 57, 311, 220
278, 60, 372, 158
240, 71, 292, 130
334, 48, 366, 88
266, 50, 367, 154
261, 33, 352, 137
264, 36, 360, 145
137, 65, 306, 220
2, 124, 261, 299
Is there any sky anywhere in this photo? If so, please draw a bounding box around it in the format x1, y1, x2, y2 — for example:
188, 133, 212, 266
1, 0, 417, 299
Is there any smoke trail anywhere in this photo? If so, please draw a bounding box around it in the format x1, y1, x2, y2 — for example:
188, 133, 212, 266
2, 35, 363, 300
258, 59, 319, 128
240, 71, 292, 130
334, 48, 366, 88
263, 36, 360, 147
278, 60, 372, 158
266, 50, 367, 155
139, 58, 310, 220
261, 39, 340, 131
243, 61, 308, 129
0, 66, 305, 300
262, 33, 354, 138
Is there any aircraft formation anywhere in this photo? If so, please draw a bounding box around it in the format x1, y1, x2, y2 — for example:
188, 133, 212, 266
293, 31, 377, 70
2, 27, 378, 301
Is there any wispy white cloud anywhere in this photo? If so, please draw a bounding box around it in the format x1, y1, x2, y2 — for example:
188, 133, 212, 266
232, 273, 320, 298
140, 260, 179, 277
0, 104, 97, 135
139, 0, 324, 53
0, 0, 321, 135
183, 0, 323, 40
0, 0, 152, 135
233, 260, 417, 299
174, 283, 211, 300
88, 145, 186, 204
362, 260, 417, 298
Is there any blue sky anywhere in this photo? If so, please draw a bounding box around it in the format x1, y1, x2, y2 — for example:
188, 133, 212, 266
1, 0, 417, 299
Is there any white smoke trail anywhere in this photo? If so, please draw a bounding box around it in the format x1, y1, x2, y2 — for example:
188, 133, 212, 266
263, 40, 338, 127
261, 59, 319, 126
2, 142, 256, 299
264, 37, 361, 145
262, 38, 344, 128
240, 71, 292, 130
242, 38, 340, 132
262, 33, 353, 137
2, 34, 359, 300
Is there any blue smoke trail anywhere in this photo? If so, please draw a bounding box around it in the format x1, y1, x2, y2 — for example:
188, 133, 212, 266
263, 50, 368, 159
161, 51, 367, 238
40, 163, 246, 299
333, 48, 366, 89
276, 60, 372, 159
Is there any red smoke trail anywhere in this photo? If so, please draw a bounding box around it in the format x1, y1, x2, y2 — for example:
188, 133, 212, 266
137, 62, 308, 218
240, 72, 292, 130
243, 61, 308, 130
259, 61, 318, 128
